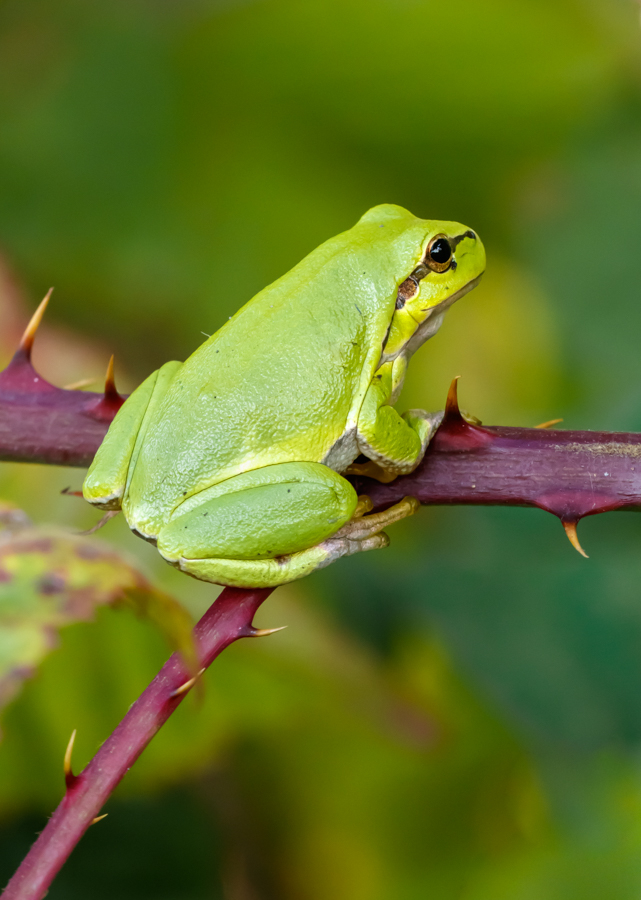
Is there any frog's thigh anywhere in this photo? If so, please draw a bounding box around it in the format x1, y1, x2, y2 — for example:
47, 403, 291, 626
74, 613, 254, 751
168, 495, 418, 588
157, 462, 357, 566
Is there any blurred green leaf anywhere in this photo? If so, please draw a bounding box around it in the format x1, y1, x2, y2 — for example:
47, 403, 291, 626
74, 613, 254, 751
0, 500, 194, 720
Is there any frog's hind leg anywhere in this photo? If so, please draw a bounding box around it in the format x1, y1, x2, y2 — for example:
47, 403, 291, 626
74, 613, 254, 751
174, 537, 390, 588
156, 462, 417, 589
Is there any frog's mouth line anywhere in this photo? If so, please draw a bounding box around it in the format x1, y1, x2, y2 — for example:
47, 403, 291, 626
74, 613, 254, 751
419, 272, 483, 317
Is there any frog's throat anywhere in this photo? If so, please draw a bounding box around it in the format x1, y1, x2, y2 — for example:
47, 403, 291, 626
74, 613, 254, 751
380, 273, 483, 367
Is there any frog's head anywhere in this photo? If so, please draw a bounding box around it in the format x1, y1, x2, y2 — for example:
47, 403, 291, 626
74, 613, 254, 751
373, 209, 486, 362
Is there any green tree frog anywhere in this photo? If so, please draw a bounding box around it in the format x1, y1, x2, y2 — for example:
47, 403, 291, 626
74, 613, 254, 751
83, 205, 485, 588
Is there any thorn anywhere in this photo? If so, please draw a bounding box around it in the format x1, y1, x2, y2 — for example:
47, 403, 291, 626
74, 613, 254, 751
19, 288, 53, 359
63, 377, 98, 391
64, 729, 77, 789
435, 377, 493, 451
535, 418, 564, 429
562, 520, 589, 558
444, 376, 462, 419
170, 668, 206, 698
91, 814, 108, 825
78, 510, 119, 535
103, 355, 120, 402
248, 625, 288, 638
84, 355, 125, 421
61, 487, 84, 497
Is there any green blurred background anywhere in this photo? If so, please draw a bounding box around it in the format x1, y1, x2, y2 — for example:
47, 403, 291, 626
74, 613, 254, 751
2, 0, 641, 896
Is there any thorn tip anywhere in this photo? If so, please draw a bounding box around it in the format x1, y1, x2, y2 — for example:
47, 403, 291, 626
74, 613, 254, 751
563, 520, 589, 558
63, 377, 98, 391
104, 354, 117, 398
85, 353, 125, 419
249, 625, 288, 638
444, 376, 462, 418
64, 728, 77, 788
78, 509, 119, 535
170, 668, 206, 698
19, 289, 53, 357
535, 418, 564, 430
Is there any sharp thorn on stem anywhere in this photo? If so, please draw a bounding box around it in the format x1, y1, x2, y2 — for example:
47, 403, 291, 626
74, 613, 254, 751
170, 668, 206, 699
63, 377, 98, 391
535, 418, 564, 429
444, 375, 462, 418
63, 729, 77, 790
103, 354, 120, 401
91, 814, 108, 825
19, 288, 53, 359
248, 625, 288, 638
84, 355, 125, 420
78, 510, 119, 535
61, 487, 84, 497
562, 520, 589, 558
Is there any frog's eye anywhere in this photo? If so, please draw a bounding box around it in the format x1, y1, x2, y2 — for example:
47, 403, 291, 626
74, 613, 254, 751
425, 234, 453, 273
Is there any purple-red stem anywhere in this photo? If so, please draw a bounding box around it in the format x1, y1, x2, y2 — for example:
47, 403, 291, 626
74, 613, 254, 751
1, 587, 273, 900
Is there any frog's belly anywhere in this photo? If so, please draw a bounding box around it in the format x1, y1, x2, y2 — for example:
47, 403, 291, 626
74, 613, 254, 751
321, 426, 359, 472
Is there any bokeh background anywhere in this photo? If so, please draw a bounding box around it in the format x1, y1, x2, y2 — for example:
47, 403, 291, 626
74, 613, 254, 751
2, 0, 641, 897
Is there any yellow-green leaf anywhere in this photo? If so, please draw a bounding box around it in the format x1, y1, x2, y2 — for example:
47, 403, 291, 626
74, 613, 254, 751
0, 501, 194, 719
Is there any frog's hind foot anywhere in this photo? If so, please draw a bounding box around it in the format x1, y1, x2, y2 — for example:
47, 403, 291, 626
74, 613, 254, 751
331, 495, 420, 541
352, 495, 374, 518
316, 529, 391, 572
318, 495, 420, 566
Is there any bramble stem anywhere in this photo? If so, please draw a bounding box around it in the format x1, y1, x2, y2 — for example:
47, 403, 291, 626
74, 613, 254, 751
1, 329, 640, 529
1, 587, 273, 900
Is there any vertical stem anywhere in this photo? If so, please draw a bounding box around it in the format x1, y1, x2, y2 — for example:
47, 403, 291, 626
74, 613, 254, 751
2, 586, 274, 900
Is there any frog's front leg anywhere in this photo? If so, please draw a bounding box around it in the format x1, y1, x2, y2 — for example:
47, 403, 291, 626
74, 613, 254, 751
349, 358, 442, 482
155, 462, 418, 588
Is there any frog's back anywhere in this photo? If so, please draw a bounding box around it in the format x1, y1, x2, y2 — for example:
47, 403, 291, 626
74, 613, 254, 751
126, 206, 428, 528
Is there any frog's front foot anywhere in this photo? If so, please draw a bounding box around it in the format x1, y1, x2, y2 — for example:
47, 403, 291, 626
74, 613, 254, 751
346, 408, 445, 483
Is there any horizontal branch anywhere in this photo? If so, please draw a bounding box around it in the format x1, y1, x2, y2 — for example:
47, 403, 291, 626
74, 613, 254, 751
1, 297, 641, 552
